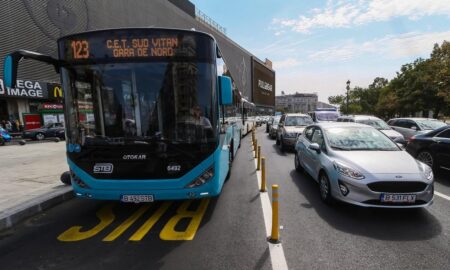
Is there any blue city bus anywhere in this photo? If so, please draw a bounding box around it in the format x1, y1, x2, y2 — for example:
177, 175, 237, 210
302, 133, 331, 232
3, 28, 245, 202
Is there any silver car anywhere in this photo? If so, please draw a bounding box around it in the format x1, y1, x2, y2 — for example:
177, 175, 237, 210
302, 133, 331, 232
276, 114, 314, 151
337, 115, 405, 143
294, 122, 434, 208
388, 118, 447, 140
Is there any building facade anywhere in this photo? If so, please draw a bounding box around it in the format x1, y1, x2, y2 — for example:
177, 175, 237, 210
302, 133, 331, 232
0, 0, 275, 130
275, 93, 318, 113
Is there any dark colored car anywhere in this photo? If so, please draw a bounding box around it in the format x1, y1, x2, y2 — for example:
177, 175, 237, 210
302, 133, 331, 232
22, 122, 65, 140
0, 127, 12, 145
406, 125, 450, 172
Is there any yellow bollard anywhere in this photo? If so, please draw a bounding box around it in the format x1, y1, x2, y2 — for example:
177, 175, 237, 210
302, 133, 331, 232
269, 185, 280, 243
257, 146, 261, 170
254, 139, 258, 158
260, 157, 266, 192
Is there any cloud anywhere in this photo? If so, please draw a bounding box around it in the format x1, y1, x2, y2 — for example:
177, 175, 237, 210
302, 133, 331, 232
273, 0, 450, 33
308, 30, 450, 62
272, 58, 302, 70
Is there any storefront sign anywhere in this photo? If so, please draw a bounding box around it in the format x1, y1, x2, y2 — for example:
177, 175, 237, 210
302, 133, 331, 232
42, 103, 64, 110
0, 79, 48, 99
23, 114, 42, 130
48, 83, 64, 98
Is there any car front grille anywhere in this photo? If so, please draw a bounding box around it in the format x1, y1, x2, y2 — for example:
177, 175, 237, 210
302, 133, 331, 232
367, 181, 428, 193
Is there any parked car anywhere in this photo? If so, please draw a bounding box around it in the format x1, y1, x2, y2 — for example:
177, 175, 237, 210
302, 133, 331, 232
0, 127, 12, 145
337, 115, 405, 143
406, 125, 450, 173
276, 113, 314, 151
269, 116, 281, 139
22, 122, 65, 140
294, 122, 434, 208
387, 118, 447, 140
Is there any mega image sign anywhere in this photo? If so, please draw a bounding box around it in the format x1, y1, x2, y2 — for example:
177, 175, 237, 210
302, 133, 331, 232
0, 79, 48, 99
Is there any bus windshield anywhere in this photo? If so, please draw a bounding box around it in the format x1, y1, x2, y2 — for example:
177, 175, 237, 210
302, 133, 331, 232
63, 61, 216, 146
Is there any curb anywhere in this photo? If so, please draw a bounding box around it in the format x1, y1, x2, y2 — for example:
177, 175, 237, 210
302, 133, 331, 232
0, 186, 74, 232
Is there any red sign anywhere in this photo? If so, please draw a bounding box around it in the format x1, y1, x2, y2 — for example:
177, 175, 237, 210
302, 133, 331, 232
42, 103, 64, 110
23, 114, 42, 130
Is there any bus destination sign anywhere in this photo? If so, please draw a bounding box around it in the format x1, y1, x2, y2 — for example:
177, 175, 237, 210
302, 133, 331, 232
70, 37, 180, 60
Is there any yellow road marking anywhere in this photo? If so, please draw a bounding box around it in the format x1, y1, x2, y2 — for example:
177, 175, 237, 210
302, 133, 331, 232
58, 203, 115, 242
103, 204, 152, 242
160, 199, 210, 241
129, 202, 172, 241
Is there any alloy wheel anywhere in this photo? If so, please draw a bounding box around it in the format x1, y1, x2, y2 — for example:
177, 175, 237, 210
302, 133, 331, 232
319, 175, 329, 200
417, 151, 433, 168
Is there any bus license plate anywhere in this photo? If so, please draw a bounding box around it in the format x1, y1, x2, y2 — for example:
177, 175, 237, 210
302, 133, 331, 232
381, 194, 416, 203
121, 195, 154, 203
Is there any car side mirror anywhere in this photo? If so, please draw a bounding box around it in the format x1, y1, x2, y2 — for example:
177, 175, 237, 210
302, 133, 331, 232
410, 126, 418, 131
309, 143, 321, 153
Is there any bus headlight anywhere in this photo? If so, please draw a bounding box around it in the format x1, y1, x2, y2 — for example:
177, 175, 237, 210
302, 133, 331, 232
186, 167, 214, 188
71, 171, 91, 189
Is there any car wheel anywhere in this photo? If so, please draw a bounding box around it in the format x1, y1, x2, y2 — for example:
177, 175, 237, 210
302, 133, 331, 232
294, 152, 303, 172
35, 132, 45, 141
319, 172, 333, 204
417, 150, 435, 169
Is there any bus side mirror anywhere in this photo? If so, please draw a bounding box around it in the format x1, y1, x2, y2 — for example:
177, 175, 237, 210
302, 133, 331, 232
219, 75, 232, 105
3, 54, 20, 88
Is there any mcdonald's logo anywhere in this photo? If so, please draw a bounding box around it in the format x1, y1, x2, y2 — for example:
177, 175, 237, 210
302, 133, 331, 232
53, 86, 63, 98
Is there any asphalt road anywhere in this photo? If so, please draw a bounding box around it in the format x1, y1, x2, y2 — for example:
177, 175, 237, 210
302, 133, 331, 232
0, 134, 271, 270
1, 126, 449, 270
257, 126, 450, 270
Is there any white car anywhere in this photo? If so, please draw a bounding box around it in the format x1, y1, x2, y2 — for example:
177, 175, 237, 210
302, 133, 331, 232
294, 122, 434, 208
337, 115, 405, 143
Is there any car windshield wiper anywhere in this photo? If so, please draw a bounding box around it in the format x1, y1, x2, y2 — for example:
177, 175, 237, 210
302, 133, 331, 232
330, 146, 351, 151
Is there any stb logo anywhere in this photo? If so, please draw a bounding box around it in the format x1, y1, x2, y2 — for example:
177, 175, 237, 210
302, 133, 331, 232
53, 86, 63, 98
93, 163, 114, 174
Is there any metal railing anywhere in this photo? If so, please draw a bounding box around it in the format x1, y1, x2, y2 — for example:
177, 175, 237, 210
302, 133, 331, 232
195, 8, 227, 35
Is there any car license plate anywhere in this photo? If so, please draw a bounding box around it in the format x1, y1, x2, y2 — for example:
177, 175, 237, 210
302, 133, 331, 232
381, 194, 416, 203
121, 195, 154, 203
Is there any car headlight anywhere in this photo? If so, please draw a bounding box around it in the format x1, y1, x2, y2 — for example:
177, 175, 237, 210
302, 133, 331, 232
333, 161, 365, 180
417, 161, 433, 181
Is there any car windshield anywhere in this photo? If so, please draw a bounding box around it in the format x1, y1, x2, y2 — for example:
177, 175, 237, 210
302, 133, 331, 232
325, 126, 399, 151
285, 116, 313, 126
316, 112, 339, 121
273, 117, 281, 125
356, 119, 391, 130
415, 119, 447, 130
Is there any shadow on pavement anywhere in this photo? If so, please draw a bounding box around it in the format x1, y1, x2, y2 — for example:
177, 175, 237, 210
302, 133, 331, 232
434, 171, 450, 188
288, 170, 442, 241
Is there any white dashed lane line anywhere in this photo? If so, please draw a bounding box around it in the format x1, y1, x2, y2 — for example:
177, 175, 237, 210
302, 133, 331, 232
435, 191, 450, 201
252, 138, 289, 270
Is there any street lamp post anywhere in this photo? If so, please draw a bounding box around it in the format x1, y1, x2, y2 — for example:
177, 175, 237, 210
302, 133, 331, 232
346, 80, 351, 114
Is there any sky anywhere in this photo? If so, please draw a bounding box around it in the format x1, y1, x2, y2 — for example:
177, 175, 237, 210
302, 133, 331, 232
191, 0, 450, 102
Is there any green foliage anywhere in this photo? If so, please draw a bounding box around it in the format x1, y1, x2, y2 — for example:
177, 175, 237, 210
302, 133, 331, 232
336, 41, 450, 118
